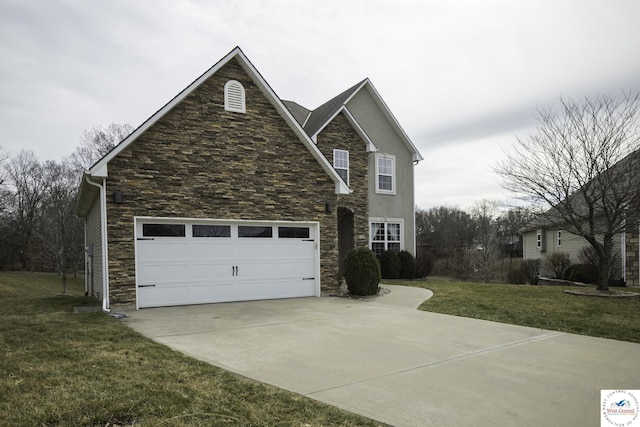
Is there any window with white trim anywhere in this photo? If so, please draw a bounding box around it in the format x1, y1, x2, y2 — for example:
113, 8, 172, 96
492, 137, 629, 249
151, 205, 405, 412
333, 149, 349, 184
224, 80, 246, 113
376, 154, 395, 194
370, 221, 401, 255
557, 231, 562, 247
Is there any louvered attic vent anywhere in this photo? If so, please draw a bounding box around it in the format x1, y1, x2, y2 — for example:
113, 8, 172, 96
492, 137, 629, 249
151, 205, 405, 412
224, 80, 246, 113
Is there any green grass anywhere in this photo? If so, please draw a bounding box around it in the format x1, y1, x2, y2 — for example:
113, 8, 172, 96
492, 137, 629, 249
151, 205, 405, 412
393, 277, 640, 343
0, 272, 382, 427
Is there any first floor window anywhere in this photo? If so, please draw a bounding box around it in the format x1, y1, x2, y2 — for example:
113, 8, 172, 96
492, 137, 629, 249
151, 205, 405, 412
370, 221, 402, 255
557, 231, 562, 247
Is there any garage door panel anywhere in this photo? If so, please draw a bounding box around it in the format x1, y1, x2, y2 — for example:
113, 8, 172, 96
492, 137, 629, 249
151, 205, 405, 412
136, 219, 318, 308
162, 242, 189, 260
187, 264, 213, 281
211, 242, 235, 259
187, 242, 214, 260
190, 283, 213, 301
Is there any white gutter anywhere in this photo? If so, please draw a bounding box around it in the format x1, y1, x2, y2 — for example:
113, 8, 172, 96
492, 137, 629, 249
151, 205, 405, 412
83, 175, 111, 312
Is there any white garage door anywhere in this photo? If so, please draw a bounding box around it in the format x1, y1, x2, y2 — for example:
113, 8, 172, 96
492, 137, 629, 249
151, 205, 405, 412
135, 218, 319, 308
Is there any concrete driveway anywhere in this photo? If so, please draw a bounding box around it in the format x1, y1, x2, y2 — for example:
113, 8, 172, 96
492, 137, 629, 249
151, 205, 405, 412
120, 285, 640, 427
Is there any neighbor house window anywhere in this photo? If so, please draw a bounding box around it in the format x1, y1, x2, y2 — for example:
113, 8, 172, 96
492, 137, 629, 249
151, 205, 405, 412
376, 154, 395, 194
536, 229, 546, 251
557, 231, 562, 247
333, 149, 349, 184
224, 80, 246, 113
370, 220, 402, 255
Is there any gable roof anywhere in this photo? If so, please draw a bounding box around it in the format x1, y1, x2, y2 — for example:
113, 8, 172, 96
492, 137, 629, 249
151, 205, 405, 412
293, 79, 423, 163
84, 46, 350, 196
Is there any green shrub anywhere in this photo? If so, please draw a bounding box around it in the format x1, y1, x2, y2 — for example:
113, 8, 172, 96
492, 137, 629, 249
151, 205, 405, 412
343, 247, 381, 296
379, 250, 401, 279
507, 268, 526, 284
415, 251, 434, 278
564, 264, 598, 284
545, 252, 570, 279
521, 259, 541, 285
398, 250, 416, 279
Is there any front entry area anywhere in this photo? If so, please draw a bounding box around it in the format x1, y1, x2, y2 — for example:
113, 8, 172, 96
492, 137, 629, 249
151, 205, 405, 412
135, 218, 320, 308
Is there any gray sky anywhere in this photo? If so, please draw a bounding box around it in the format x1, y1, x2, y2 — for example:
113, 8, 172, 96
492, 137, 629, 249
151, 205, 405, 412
1, 0, 639, 210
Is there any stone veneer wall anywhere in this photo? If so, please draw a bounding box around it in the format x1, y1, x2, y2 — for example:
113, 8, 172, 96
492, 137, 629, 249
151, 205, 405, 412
104, 59, 339, 304
315, 113, 370, 249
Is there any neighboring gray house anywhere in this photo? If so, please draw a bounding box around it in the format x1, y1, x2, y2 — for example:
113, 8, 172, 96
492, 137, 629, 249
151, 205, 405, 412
76, 47, 422, 310
521, 223, 624, 280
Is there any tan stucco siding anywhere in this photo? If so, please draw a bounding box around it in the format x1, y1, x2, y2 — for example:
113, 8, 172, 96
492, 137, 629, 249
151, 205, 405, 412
346, 88, 416, 254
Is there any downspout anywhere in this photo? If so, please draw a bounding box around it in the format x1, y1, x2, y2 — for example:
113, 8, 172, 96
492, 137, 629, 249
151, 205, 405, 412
83, 221, 88, 296
84, 176, 111, 312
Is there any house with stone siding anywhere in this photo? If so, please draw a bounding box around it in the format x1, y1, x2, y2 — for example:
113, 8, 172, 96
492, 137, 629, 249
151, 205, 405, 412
76, 47, 422, 310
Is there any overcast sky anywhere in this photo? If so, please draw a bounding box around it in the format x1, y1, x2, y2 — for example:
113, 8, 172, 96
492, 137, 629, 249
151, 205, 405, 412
1, 0, 639, 210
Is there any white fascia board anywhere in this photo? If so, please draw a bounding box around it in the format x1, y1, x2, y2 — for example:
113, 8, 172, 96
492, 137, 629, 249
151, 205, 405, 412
362, 81, 424, 163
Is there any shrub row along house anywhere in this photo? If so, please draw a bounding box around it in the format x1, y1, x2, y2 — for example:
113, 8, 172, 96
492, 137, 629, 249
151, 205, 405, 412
76, 47, 422, 310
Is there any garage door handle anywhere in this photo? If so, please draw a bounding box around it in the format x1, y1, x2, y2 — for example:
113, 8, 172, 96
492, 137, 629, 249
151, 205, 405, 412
137, 238, 155, 241
302, 277, 315, 280
232, 266, 238, 276
139, 284, 156, 288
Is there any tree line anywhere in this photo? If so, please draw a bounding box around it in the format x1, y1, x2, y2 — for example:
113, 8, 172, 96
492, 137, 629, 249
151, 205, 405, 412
415, 201, 538, 282
0, 124, 133, 289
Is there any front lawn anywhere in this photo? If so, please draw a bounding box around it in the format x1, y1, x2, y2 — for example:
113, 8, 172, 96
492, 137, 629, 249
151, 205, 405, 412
394, 277, 640, 344
0, 272, 382, 426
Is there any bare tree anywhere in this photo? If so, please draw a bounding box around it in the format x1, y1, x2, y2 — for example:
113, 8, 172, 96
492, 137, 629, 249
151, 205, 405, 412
67, 123, 134, 172
40, 161, 84, 292
495, 92, 640, 291
4, 150, 50, 270
0, 146, 9, 214
416, 206, 476, 274
470, 199, 500, 282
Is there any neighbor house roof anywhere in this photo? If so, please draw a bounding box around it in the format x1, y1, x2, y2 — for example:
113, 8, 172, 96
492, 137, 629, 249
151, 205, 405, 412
520, 148, 640, 233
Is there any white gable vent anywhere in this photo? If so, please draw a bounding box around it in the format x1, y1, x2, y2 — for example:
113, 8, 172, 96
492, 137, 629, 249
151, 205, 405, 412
224, 80, 246, 113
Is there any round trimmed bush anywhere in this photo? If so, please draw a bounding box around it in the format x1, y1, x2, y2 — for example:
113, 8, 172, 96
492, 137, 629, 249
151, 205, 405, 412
379, 250, 401, 279
398, 250, 416, 279
343, 247, 381, 296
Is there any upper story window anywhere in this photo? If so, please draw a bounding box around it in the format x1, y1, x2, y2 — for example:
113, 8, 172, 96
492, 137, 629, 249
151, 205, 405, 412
224, 80, 246, 113
376, 154, 395, 194
333, 149, 349, 184
557, 231, 562, 247
536, 229, 546, 252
